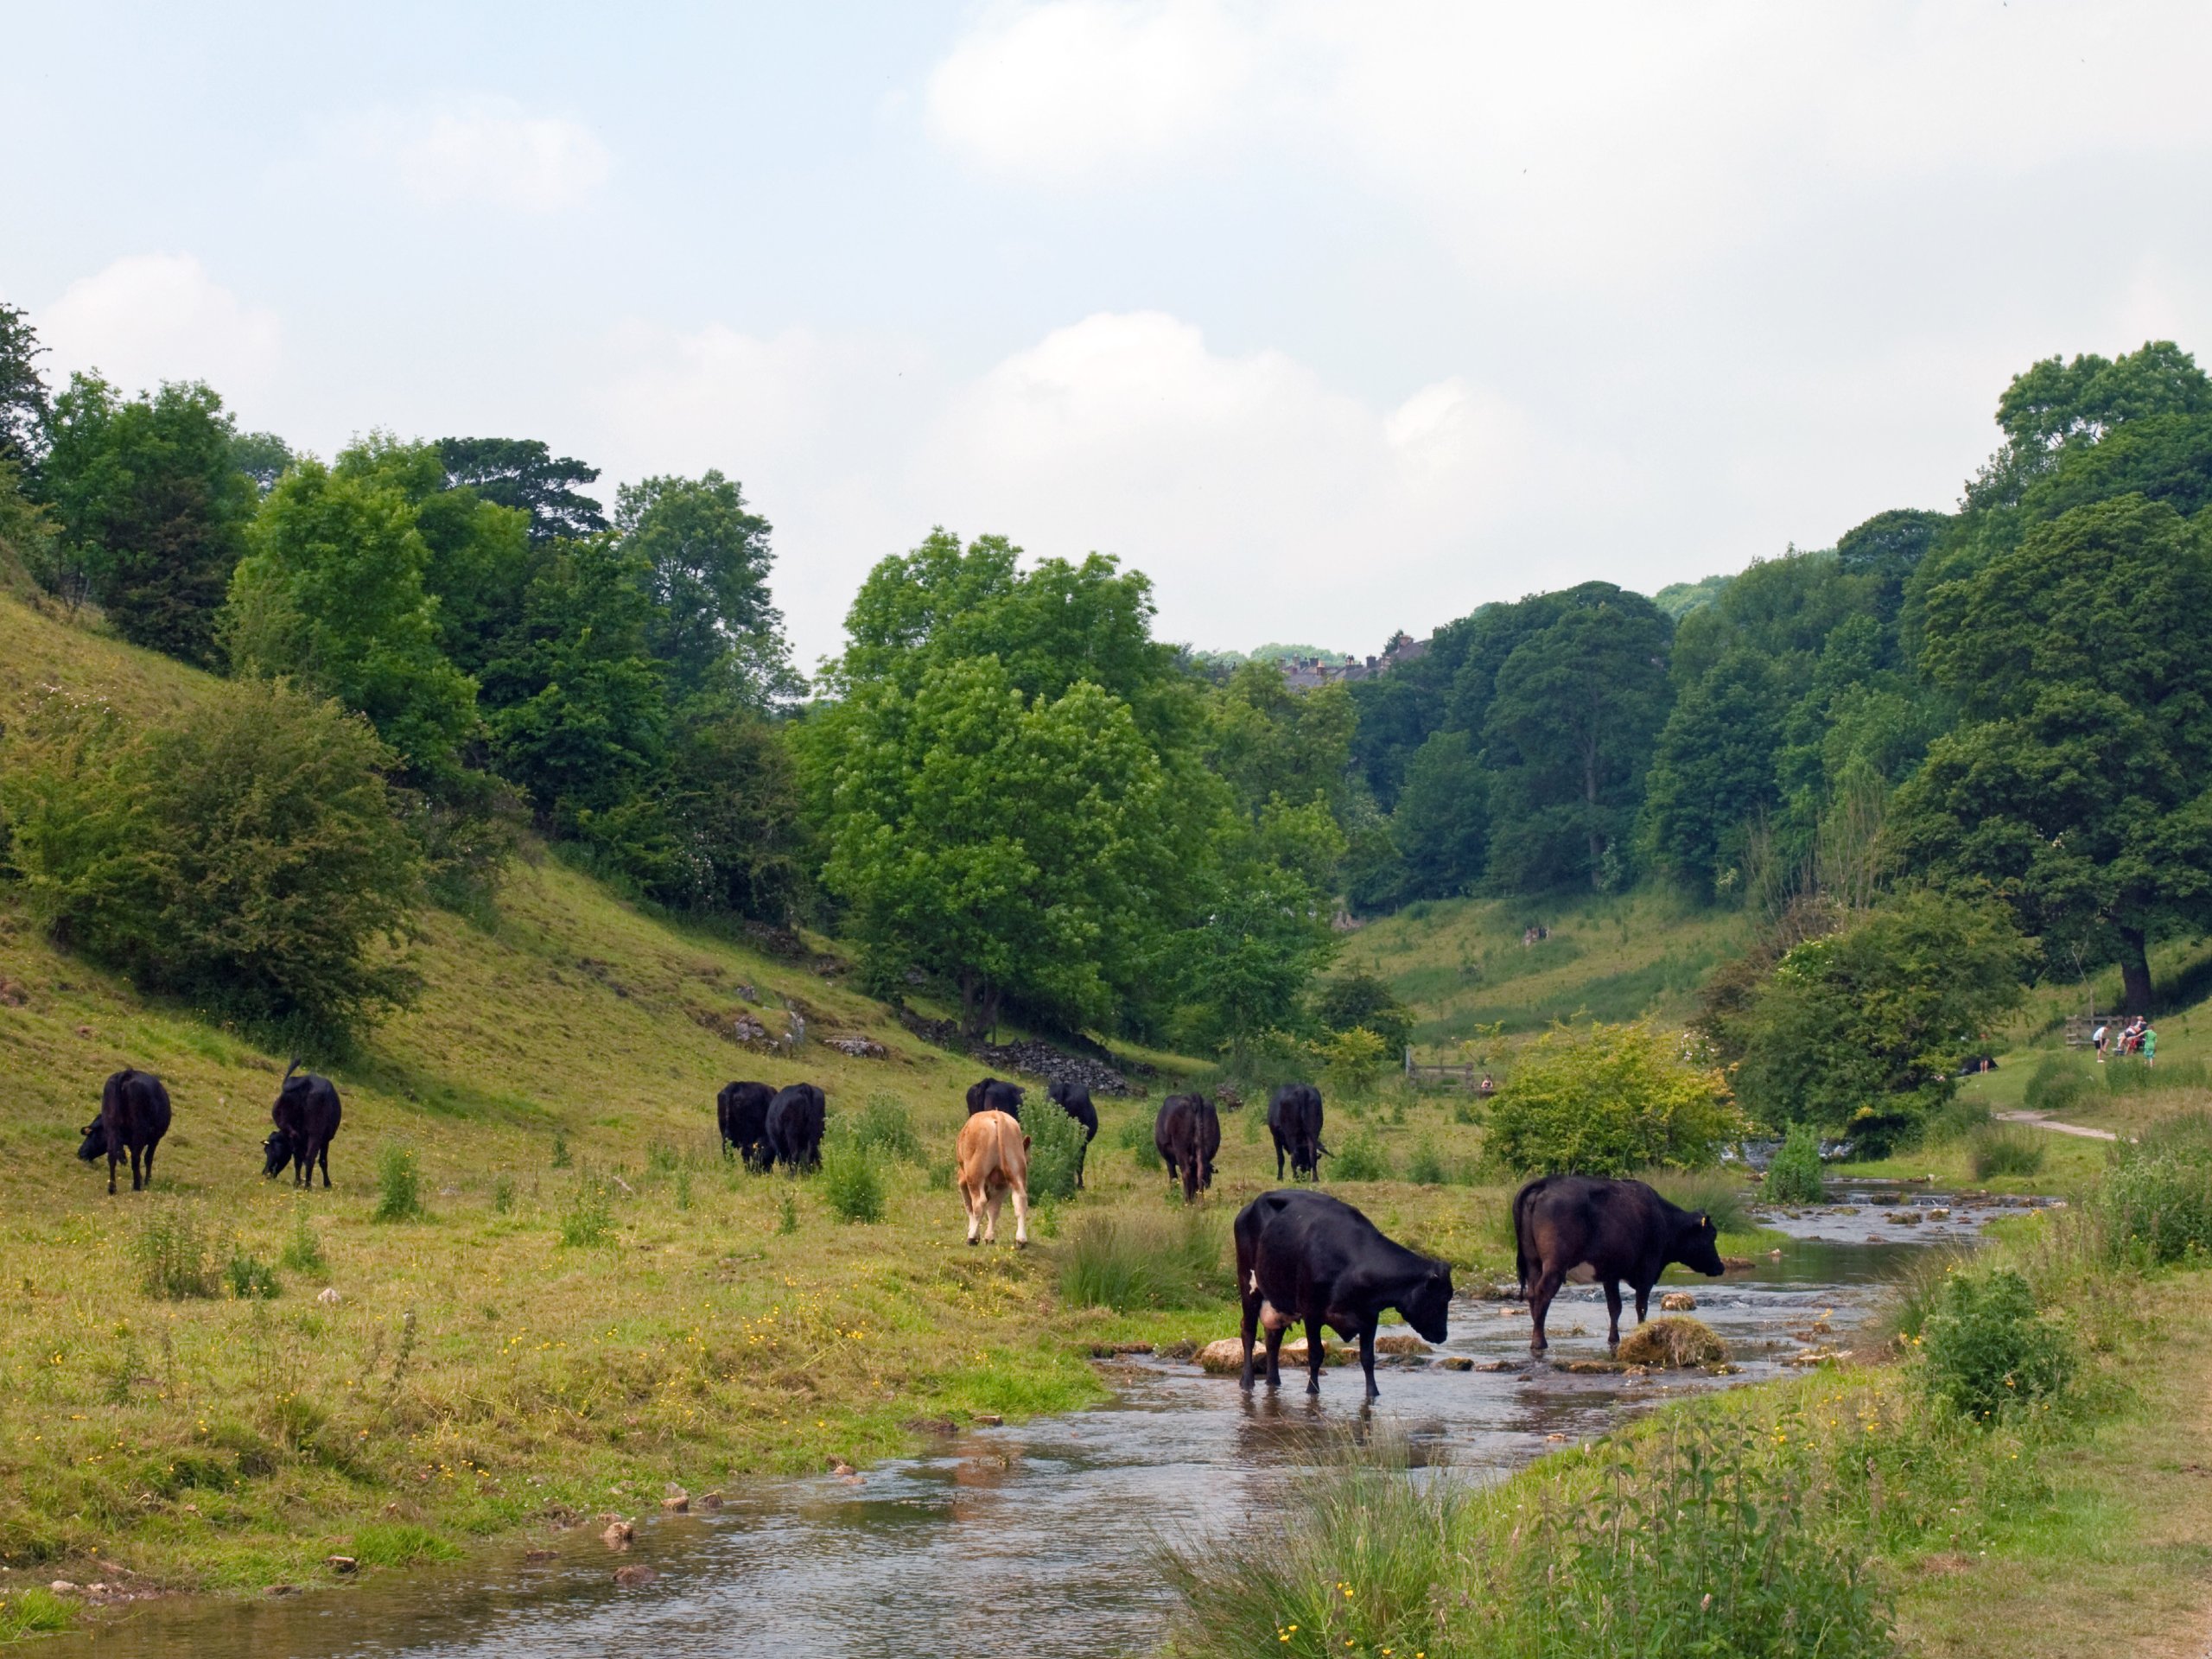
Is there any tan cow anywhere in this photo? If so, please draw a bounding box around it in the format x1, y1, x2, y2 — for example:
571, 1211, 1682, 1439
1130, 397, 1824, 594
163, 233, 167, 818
956, 1109, 1030, 1247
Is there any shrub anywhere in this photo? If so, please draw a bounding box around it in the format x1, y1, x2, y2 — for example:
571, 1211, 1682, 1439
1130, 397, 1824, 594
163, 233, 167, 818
1406, 1138, 1451, 1185
1968, 1124, 2048, 1179
1919, 1266, 2075, 1423
1765, 1122, 1827, 1205
224, 1250, 281, 1300
1488, 1020, 1742, 1176
550, 1130, 572, 1168
1643, 1167, 1752, 1235
820, 1135, 887, 1224
1923, 1093, 1992, 1145
2097, 1115, 2212, 1265
0, 680, 425, 1040
1025, 1101, 1090, 1203
1119, 1115, 1161, 1170
777, 1188, 799, 1234
1313, 969, 1414, 1055
559, 1173, 616, 1247
1059, 1211, 1224, 1311
278, 1207, 325, 1274
135, 1206, 220, 1300
372, 1142, 426, 1224
849, 1094, 923, 1162
1312, 1026, 1390, 1099
1330, 1129, 1392, 1182
2024, 1052, 2093, 1116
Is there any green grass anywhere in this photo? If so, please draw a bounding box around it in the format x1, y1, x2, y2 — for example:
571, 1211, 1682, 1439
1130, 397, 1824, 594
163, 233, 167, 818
1968, 1124, 2050, 1179
1058, 1210, 1224, 1312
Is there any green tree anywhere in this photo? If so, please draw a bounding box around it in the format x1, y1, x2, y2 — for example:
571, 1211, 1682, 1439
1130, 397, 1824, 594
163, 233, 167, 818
224, 456, 480, 790
37, 374, 255, 661
231, 429, 293, 494
1487, 1021, 1741, 1176
1208, 661, 1357, 821
1731, 891, 2032, 1153
1890, 494, 2212, 1010
0, 300, 48, 468
822, 656, 1178, 1035
1313, 969, 1414, 1055
654, 712, 809, 922
616, 470, 794, 709
1174, 857, 1339, 1058
1640, 649, 1783, 898
1482, 587, 1674, 892
437, 436, 607, 543
0, 679, 424, 1037
1390, 728, 1487, 899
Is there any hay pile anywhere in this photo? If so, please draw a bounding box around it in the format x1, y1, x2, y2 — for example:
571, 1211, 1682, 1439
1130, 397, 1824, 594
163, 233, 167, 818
1616, 1316, 1728, 1369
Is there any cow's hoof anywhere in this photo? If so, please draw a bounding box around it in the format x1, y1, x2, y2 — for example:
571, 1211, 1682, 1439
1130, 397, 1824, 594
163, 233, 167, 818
966, 1237, 977, 1248
1014, 1239, 1027, 1250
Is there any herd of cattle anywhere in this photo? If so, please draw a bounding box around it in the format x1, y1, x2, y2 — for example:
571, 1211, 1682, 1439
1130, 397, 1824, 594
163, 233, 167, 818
70, 1065, 1730, 1394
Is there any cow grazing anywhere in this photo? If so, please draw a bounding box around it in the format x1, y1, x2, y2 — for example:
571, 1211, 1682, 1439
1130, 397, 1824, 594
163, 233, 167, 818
716, 1081, 776, 1168
265, 1060, 343, 1189
1266, 1082, 1327, 1182
1046, 1079, 1099, 1187
955, 1109, 1030, 1247
1236, 1189, 1452, 1401
765, 1083, 827, 1171
1511, 1174, 1726, 1354
965, 1077, 1024, 1120
1154, 1092, 1221, 1202
79, 1068, 173, 1195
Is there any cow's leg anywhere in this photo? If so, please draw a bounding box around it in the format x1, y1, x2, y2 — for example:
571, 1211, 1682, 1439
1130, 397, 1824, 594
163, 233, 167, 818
1262, 1323, 1285, 1389
1304, 1317, 1327, 1395
1528, 1264, 1566, 1354
1357, 1325, 1379, 1402
982, 1183, 1001, 1245
1633, 1282, 1652, 1327
320, 1140, 333, 1189
1238, 1275, 1262, 1390
1274, 1135, 1286, 1180
130, 1145, 145, 1192
1602, 1281, 1624, 1351
1010, 1184, 1029, 1249
962, 1179, 982, 1245
142, 1141, 156, 1188
107, 1154, 119, 1197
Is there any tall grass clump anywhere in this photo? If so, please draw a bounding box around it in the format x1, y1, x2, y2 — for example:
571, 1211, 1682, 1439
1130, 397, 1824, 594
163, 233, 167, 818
1330, 1129, 1392, 1182
1026, 1101, 1090, 1202
135, 1205, 220, 1300
372, 1142, 427, 1223
1918, 1265, 2075, 1423
1967, 1124, 2048, 1179
224, 1249, 281, 1300
2096, 1113, 2212, 1264
0, 1586, 75, 1640
849, 1094, 924, 1162
1764, 1122, 1827, 1205
1406, 1138, 1452, 1185
2024, 1052, 2094, 1115
1059, 1211, 1224, 1312
819, 1135, 887, 1224
2101, 1056, 2209, 1096
347, 1522, 462, 1567
279, 1206, 326, 1274
1119, 1115, 1161, 1170
559, 1172, 616, 1247
1644, 1167, 1753, 1235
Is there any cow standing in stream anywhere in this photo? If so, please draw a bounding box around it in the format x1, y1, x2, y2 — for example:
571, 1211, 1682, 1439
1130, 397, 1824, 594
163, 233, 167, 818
1236, 1189, 1452, 1401
79, 1068, 173, 1194
1511, 1174, 1726, 1354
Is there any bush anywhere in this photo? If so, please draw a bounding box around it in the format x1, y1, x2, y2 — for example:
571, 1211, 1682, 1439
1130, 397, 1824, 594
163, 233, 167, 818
1488, 1020, 1742, 1177
224, 1250, 281, 1300
372, 1142, 426, 1224
2097, 1115, 2212, 1264
1406, 1138, 1451, 1185
1330, 1129, 1392, 1182
1765, 1122, 1827, 1205
820, 1135, 887, 1224
2024, 1052, 2093, 1116
0, 680, 425, 1040
1923, 1093, 1992, 1145
849, 1094, 923, 1162
1312, 1026, 1390, 1099
1119, 1115, 1161, 1170
1025, 1101, 1090, 1203
1313, 969, 1414, 1055
135, 1205, 220, 1300
278, 1207, 325, 1274
559, 1173, 616, 1247
1967, 1124, 2048, 1179
1919, 1266, 2075, 1422
1058, 1211, 1224, 1311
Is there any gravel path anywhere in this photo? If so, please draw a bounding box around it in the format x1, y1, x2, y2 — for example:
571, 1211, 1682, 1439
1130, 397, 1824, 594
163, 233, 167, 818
1993, 1109, 2118, 1142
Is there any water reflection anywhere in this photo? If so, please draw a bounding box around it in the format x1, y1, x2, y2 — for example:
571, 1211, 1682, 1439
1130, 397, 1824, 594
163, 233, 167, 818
52, 1192, 2047, 1659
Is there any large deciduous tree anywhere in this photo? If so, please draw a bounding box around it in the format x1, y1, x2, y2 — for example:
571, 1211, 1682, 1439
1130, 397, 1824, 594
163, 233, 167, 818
0, 301, 48, 468
1390, 728, 1488, 900
436, 436, 607, 543
1888, 494, 2212, 1011
616, 470, 795, 709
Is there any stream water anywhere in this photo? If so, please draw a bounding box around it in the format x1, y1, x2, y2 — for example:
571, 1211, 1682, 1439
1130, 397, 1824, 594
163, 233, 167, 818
47, 1183, 2050, 1658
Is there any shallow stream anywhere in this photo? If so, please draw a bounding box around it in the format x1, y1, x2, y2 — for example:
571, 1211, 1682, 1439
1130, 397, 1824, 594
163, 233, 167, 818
48, 1183, 2049, 1658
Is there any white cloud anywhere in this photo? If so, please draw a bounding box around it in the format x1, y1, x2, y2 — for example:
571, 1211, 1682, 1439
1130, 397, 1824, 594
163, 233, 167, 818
340, 96, 611, 211
41, 253, 282, 402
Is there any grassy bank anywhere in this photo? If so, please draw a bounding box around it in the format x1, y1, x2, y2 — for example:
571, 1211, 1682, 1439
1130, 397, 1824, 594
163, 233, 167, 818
1161, 1134, 2212, 1659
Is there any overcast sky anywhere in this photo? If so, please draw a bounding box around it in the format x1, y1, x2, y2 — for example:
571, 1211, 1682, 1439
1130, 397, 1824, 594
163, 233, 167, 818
8, 3, 2211, 670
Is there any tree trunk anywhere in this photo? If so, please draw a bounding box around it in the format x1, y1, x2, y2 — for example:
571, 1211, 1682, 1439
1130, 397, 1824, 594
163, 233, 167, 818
2117, 925, 2154, 1014
1584, 733, 1604, 889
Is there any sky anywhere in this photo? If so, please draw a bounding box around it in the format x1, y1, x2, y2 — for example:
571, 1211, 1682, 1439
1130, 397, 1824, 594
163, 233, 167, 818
7, 2, 2212, 672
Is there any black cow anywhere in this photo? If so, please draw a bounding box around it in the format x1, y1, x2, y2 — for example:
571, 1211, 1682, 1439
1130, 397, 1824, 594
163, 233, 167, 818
1266, 1082, 1327, 1181
765, 1083, 826, 1171
1154, 1092, 1220, 1202
1046, 1079, 1099, 1187
1512, 1174, 1726, 1354
1236, 1189, 1452, 1401
265, 1059, 343, 1189
716, 1081, 776, 1168
965, 1077, 1024, 1120
78, 1067, 173, 1195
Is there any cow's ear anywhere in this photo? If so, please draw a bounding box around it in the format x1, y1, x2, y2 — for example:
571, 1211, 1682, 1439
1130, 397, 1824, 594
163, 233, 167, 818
1700, 1213, 1713, 1230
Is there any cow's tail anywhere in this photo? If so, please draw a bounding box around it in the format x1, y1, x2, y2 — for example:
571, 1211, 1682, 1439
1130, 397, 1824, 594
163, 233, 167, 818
282, 1056, 302, 1087
1510, 1178, 1546, 1300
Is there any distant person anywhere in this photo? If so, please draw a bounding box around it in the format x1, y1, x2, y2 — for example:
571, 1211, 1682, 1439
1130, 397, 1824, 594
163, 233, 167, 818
2092, 1022, 2108, 1063
1477, 1072, 1497, 1098
2144, 1026, 2158, 1067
